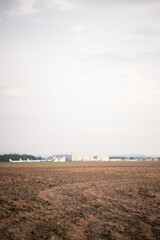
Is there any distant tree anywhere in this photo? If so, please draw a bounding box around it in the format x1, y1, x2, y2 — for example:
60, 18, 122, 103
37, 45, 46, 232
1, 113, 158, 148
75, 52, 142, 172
0, 154, 41, 162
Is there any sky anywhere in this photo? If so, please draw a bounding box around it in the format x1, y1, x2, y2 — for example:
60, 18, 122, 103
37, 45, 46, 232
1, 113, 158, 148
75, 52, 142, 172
0, 0, 160, 156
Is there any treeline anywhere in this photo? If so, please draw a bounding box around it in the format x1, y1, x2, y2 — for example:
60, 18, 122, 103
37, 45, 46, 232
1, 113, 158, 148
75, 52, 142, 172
110, 156, 126, 159
0, 154, 42, 162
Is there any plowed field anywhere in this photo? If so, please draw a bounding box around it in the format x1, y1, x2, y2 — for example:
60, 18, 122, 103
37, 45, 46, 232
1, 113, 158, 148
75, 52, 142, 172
0, 162, 160, 240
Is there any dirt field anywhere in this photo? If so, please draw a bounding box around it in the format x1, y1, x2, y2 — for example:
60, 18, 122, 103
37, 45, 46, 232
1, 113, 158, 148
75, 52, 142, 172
0, 162, 160, 240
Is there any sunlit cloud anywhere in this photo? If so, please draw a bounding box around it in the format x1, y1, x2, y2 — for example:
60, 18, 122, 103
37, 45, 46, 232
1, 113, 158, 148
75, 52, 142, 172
71, 25, 87, 44
2, 0, 76, 17
131, 1, 160, 14
0, 0, 160, 154
46, 0, 75, 11
75, 34, 85, 43
7, 0, 38, 15
33, 17, 45, 24
0, 86, 24, 97
71, 25, 87, 32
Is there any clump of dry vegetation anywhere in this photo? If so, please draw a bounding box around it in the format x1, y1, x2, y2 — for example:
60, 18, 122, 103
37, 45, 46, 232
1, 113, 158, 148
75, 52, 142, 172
0, 162, 160, 239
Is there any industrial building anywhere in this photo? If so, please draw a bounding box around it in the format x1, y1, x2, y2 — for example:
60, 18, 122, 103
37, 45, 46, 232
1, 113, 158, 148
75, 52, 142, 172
52, 156, 65, 162
9, 153, 110, 163
52, 153, 109, 162
65, 153, 93, 161
93, 155, 110, 161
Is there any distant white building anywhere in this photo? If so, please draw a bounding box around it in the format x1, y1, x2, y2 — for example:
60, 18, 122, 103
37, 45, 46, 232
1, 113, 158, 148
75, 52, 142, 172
94, 155, 110, 161
9, 153, 110, 163
64, 153, 110, 162
109, 158, 122, 161
65, 153, 93, 161
53, 156, 66, 162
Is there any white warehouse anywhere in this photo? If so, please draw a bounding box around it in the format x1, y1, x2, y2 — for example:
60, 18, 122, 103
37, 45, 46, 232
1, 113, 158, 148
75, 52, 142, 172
52, 153, 109, 162
65, 153, 94, 162
94, 155, 110, 161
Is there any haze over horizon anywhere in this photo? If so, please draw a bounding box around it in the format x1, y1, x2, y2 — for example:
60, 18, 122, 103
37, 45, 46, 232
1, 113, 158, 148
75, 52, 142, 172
1, 0, 160, 156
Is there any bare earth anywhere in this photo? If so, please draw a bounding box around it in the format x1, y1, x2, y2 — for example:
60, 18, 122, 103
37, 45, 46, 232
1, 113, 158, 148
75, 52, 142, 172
0, 162, 160, 240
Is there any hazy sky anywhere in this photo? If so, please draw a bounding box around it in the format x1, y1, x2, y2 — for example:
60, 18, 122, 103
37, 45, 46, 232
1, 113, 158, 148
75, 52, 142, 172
0, 0, 160, 156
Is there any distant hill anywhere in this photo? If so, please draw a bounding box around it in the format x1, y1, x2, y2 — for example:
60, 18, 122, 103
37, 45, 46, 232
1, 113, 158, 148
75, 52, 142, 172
110, 153, 160, 159
124, 153, 160, 158
120, 154, 147, 158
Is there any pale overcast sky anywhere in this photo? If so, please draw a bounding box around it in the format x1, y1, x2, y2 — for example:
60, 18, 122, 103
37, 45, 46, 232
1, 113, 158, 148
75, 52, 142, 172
0, 0, 160, 156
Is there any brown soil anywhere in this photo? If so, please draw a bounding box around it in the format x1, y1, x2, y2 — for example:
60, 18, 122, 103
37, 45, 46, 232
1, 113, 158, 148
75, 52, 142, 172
0, 162, 160, 240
